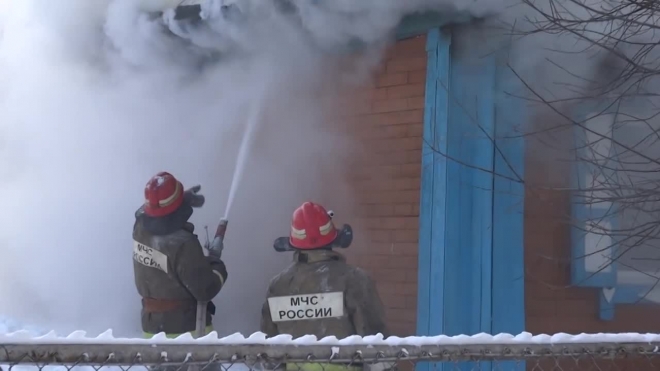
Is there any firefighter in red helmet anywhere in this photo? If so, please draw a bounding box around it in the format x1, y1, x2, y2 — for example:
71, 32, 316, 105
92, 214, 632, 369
133, 172, 228, 340
260, 202, 390, 371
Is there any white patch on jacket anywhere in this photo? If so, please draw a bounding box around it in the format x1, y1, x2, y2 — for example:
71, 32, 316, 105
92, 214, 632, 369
133, 240, 169, 273
268, 292, 344, 322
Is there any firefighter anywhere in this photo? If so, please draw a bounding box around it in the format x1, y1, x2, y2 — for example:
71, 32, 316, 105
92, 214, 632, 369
133, 171, 228, 339
260, 202, 390, 371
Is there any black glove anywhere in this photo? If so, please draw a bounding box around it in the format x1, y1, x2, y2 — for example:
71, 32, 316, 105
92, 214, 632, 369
206, 301, 216, 316
184, 185, 205, 208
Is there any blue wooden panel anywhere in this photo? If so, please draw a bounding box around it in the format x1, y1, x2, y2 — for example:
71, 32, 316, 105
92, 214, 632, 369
474, 57, 496, 335
416, 29, 440, 340
416, 28, 451, 371
466, 54, 497, 371
429, 30, 452, 340
442, 42, 499, 371
491, 60, 525, 334
416, 24, 527, 371
443, 48, 472, 338
492, 57, 526, 371
441, 42, 465, 371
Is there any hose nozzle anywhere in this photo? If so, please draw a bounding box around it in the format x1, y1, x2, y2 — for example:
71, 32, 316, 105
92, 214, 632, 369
209, 219, 228, 257
215, 218, 228, 240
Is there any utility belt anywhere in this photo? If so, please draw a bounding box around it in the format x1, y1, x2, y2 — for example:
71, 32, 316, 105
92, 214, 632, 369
142, 298, 216, 315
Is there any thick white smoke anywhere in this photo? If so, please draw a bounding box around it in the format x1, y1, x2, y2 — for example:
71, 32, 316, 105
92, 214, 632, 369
0, 0, 362, 337
0, 0, 513, 337
0, 0, 635, 338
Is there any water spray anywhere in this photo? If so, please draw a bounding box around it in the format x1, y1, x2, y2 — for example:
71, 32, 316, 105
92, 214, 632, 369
196, 98, 261, 338
196, 100, 259, 337
223, 98, 263, 219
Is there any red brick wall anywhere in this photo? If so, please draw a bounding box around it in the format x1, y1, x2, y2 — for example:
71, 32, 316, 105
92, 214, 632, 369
525, 186, 660, 371
336, 35, 427, 336
525, 187, 660, 333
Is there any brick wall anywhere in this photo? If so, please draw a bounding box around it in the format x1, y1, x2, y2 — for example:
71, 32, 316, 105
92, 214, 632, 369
526, 189, 660, 334
338, 35, 427, 336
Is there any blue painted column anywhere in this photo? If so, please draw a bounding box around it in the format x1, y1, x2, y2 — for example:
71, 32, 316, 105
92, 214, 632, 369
416, 27, 526, 371
443, 46, 496, 371
492, 65, 526, 333
416, 27, 451, 371
492, 60, 526, 371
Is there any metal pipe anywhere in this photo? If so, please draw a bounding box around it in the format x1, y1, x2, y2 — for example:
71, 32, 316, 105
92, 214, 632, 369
195, 219, 228, 339
194, 301, 207, 339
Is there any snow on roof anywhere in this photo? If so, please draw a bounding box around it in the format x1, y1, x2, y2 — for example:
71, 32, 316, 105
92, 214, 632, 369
1, 331, 660, 346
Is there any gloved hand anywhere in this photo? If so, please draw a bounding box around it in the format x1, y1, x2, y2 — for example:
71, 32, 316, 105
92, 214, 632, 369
206, 301, 216, 316
184, 185, 205, 208
207, 235, 224, 259
207, 219, 227, 259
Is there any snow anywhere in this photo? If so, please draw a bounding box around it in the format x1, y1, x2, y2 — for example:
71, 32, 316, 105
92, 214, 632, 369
1, 317, 659, 371
331, 346, 340, 359
0, 318, 48, 338
0, 318, 250, 371
0, 329, 660, 346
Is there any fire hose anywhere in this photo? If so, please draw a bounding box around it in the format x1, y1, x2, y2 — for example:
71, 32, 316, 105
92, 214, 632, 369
196, 218, 228, 338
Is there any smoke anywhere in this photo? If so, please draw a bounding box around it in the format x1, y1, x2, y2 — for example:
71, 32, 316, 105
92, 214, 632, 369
0, 0, 639, 338
0, 0, 508, 337
0, 0, 346, 337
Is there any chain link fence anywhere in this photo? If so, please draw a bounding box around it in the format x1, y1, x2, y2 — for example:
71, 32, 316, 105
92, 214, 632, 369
1, 339, 660, 371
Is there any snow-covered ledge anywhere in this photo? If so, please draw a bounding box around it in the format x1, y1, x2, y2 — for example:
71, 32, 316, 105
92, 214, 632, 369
1, 331, 660, 366
3, 329, 660, 345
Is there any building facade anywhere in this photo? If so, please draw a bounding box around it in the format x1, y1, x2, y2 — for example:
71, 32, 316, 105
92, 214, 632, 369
338, 13, 660, 342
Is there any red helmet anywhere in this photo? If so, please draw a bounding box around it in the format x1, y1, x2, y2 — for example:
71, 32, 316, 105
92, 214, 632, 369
289, 202, 338, 249
143, 172, 184, 217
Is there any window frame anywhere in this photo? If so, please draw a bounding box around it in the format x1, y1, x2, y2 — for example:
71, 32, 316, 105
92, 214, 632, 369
571, 105, 660, 320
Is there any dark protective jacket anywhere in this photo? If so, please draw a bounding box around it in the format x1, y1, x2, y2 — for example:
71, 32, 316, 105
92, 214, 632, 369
260, 249, 389, 339
133, 210, 228, 335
